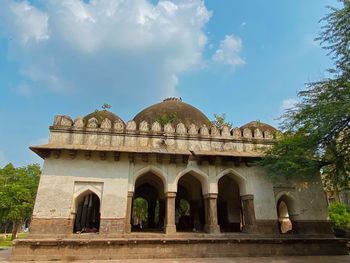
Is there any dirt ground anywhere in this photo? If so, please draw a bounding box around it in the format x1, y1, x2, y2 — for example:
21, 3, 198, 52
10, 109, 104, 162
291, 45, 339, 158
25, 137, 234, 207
0, 248, 349, 263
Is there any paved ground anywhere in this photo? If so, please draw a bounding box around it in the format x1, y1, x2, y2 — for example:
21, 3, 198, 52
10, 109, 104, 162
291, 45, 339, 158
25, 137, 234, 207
0, 248, 11, 262
1, 248, 349, 262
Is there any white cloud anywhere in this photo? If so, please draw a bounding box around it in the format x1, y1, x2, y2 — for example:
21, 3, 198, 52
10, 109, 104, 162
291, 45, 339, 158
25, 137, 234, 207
0, 0, 212, 98
281, 98, 298, 111
212, 34, 245, 67
0, 0, 49, 45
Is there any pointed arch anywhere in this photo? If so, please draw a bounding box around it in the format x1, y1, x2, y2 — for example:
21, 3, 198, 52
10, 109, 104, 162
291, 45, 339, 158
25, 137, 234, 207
73, 190, 101, 233
216, 168, 247, 195
132, 165, 166, 232
275, 191, 298, 217
72, 188, 101, 214
175, 167, 209, 194
132, 165, 167, 193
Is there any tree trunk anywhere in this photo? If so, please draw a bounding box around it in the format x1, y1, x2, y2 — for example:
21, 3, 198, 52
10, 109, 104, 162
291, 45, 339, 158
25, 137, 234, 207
11, 221, 20, 241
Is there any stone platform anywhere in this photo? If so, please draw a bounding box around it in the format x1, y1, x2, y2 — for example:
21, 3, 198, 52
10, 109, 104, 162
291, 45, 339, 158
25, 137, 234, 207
11, 233, 348, 261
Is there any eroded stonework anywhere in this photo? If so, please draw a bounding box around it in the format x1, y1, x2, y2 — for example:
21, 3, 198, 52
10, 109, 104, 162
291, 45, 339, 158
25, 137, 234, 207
13, 98, 339, 260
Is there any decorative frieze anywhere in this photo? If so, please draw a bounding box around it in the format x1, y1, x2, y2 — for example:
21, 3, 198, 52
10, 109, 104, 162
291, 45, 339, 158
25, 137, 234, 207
51, 115, 276, 140
44, 116, 277, 159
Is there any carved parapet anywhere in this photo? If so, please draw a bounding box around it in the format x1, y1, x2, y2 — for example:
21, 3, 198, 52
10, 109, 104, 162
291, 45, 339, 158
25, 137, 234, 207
188, 124, 198, 135
176, 123, 187, 135
151, 121, 162, 133
47, 113, 277, 159
242, 128, 253, 138
114, 120, 125, 132
210, 126, 220, 137
200, 125, 209, 136
232, 128, 241, 138
101, 118, 112, 130
221, 125, 231, 138
254, 128, 263, 139
263, 130, 271, 139
73, 117, 84, 128
51, 114, 278, 143
139, 121, 149, 132
53, 115, 73, 127
164, 123, 175, 134
87, 117, 99, 129
126, 120, 136, 132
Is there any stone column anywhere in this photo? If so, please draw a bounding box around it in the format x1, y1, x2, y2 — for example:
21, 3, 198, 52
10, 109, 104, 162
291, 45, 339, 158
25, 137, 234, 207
125, 191, 133, 233
165, 192, 176, 234
203, 193, 220, 234
241, 194, 257, 233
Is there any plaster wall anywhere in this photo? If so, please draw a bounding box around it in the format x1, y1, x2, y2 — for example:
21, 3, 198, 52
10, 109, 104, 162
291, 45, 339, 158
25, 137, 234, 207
293, 178, 328, 221
33, 151, 129, 220
273, 175, 329, 221
33, 152, 328, 224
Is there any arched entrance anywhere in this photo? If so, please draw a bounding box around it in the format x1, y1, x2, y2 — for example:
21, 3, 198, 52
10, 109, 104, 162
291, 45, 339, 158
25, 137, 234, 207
277, 195, 294, 234
176, 173, 205, 232
217, 175, 243, 232
74, 191, 100, 233
132, 172, 165, 232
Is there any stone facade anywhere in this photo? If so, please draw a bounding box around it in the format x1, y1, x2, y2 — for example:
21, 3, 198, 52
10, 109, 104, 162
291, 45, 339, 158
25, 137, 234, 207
13, 98, 341, 260
29, 101, 331, 237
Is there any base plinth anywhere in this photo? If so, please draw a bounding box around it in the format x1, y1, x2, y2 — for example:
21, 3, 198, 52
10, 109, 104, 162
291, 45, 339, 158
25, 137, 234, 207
11, 234, 347, 261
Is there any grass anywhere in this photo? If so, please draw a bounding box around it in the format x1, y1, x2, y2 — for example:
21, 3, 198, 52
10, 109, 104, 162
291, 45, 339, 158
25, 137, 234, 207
0, 232, 28, 247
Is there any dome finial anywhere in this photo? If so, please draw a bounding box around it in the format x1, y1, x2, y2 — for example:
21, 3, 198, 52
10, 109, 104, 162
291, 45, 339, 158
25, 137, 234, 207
163, 97, 182, 102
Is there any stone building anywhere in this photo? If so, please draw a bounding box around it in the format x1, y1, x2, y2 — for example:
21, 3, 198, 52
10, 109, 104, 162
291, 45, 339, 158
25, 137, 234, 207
11, 98, 347, 260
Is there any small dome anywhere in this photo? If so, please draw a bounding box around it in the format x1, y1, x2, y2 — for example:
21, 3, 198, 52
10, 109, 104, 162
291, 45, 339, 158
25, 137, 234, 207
133, 98, 211, 127
83, 110, 124, 125
240, 121, 277, 132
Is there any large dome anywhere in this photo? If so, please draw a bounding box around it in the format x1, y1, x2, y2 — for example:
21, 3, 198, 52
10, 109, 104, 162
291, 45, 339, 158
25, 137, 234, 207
83, 110, 125, 125
133, 98, 211, 127
240, 121, 277, 132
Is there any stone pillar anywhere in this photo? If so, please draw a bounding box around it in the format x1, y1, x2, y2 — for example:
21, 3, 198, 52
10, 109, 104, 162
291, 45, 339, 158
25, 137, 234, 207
203, 193, 220, 234
165, 192, 176, 234
125, 191, 133, 233
241, 194, 257, 233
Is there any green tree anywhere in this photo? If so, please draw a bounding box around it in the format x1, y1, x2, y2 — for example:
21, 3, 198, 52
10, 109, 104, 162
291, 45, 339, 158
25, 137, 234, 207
212, 113, 232, 129
328, 202, 350, 230
0, 163, 40, 240
261, 1, 350, 195
101, 103, 111, 110
156, 112, 178, 126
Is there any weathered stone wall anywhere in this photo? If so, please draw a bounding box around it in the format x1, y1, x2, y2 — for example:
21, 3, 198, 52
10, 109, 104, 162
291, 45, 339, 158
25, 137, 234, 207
31, 151, 130, 235
46, 115, 276, 157
32, 148, 330, 236
11, 237, 348, 261
30, 115, 330, 237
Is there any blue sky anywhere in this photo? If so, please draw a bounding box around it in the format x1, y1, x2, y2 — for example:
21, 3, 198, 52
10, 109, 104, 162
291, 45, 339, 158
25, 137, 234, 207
0, 0, 338, 167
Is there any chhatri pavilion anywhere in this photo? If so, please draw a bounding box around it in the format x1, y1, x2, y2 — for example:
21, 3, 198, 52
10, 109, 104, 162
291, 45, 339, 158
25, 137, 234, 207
11, 98, 347, 260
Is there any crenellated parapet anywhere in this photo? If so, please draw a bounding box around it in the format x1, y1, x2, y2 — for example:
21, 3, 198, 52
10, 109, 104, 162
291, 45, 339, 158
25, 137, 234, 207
43, 115, 278, 158
52, 115, 277, 140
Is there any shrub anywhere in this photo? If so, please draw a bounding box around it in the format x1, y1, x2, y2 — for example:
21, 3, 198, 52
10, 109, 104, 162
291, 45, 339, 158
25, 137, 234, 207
328, 202, 350, 230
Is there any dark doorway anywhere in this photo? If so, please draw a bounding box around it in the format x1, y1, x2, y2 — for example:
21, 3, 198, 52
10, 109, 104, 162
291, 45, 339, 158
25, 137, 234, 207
74, 192, 100, 233
277, 197, 293, 234
217, 175, 243, 232
176, 173, 205, 232
132, 173, 165, 232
